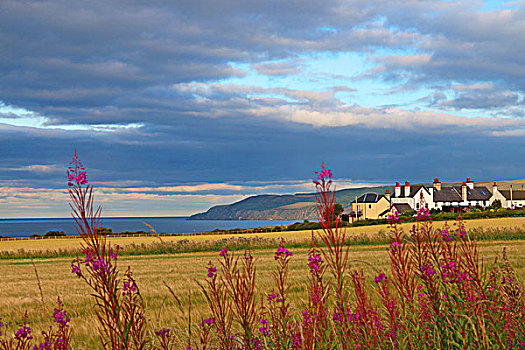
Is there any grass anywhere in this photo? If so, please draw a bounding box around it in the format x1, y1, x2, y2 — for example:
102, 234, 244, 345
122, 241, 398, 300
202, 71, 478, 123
1, 240, 524, 349
1, 216, 524, 254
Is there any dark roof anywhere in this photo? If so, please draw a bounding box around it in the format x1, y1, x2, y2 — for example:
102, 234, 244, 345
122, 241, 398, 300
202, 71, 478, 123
450, 186, 492, 201
499, 190, 525, 200
433, 185, 492, 202
468, 186, 492, 201
392, 203, 412, 213
434, 187, 462, 202
355, 192, 385, 203
393, 185, 430, 198
378, 208, 390, 217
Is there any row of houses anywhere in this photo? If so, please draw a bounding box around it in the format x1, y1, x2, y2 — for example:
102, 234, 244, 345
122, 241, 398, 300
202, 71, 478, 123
344, 178, 525, 221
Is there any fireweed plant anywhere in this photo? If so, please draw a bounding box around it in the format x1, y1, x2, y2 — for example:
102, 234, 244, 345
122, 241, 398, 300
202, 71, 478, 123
67, 150, 150, 350
0, 302, 72, 350
1, 155, 525, 349
199, 163, 525, 350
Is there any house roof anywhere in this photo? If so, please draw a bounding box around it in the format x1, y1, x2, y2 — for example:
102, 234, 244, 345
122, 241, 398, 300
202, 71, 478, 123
393, 185, 430, 198
392, 203, 412, 213
498, 190, 525, 200
355, 192, 385, 203
433, 185, 492, 202
434, 187, 462, 202
378, 208, 391, 217
450, 186, 492, 201
467, 186, 492, 201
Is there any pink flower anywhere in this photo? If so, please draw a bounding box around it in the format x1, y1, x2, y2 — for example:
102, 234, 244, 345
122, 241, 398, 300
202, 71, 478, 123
274, 246, 292, 260
258, 319, 270, 336
417, 207, 432, 221
308, 253, 322, 273
441, 229, 453, 242
207, 266, 217, 278
374, 272, 387, 284
313, 162, 333, 184
389, 241, 402, 252
387, 209, 400, 224
267, 293, 277, 302
123, 281, 137, 293
201, 318, 215, 327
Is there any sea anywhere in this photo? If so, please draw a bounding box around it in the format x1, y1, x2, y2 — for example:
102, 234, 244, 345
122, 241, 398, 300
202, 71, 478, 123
0, 217, 299, 238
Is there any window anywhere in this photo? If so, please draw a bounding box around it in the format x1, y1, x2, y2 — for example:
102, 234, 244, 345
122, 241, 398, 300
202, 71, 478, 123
416, 203, 420, 209
369, 204, 372, 209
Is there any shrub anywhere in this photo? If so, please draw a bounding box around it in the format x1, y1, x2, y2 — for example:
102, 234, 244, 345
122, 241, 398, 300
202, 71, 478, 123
95, 226, 113, 235
44, 230, 66, 237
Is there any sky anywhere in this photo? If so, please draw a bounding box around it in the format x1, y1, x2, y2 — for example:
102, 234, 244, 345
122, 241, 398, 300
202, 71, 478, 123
1, 0, 525, 218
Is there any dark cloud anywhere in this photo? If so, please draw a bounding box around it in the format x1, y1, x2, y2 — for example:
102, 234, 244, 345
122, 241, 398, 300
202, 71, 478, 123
2, 116, 523, 190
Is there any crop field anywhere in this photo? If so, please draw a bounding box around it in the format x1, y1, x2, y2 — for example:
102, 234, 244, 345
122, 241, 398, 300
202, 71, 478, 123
1, 238, 525, 348
1, 216, 524, 253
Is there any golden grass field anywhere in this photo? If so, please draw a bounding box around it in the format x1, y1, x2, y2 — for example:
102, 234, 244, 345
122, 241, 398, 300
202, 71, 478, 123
1, 216, 524, 253
1, 217, 525, 348
1, 243, 525, 348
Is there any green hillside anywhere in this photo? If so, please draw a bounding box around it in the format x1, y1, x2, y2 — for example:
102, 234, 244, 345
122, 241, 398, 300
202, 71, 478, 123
189, 185, 394, 220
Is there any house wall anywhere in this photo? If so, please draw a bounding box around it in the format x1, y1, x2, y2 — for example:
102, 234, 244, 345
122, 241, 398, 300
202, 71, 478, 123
513, 200, 525, 208
491, 190, 509, 208
490, 189, 525, 208
390, 197, 414, 209
413, 187, 434, 210
434, 201, 463, 210
391, 187, 434, 210
351, 197, 390, 220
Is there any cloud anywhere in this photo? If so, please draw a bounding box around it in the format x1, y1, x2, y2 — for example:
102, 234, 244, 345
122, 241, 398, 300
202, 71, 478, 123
251, 59, 304, 76
6, 165, 62, 173
419, 83, 525, 111
172, 82, 525, 132
2, 0, 525, 218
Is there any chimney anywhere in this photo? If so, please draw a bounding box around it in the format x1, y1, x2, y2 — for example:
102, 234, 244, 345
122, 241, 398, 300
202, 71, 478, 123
385, 189, 391, 201
433, 178, 441, 191
404, 181, 411, 197
462, 182, 467, 202
466, 177, 474, 189
395, 182, 401, 197
493, 182, 498, 194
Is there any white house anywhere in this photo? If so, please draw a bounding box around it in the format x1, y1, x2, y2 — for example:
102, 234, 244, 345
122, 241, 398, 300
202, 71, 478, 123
490, 182, 525, 209
391, 181, 434, 210
390, 178, 492, 212
432, 178, 491, 210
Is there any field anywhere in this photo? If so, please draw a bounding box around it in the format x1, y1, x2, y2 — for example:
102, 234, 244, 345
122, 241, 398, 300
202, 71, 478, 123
1, 217, 525, 348
1, 216, 524, 253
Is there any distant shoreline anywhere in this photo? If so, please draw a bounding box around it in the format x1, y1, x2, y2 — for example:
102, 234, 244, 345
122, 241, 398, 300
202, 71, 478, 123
0, 217, 298, 238
0, 216, 191, 221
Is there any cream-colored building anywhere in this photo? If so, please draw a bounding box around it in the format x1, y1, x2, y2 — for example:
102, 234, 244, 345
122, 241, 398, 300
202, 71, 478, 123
348, 192, 391, 221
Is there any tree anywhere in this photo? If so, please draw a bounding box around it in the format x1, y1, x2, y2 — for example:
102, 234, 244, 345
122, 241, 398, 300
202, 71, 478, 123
96, 227, 113, 235
492, 199, 502, 209
334, 203, 344, 218
44, 230, 66, 237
